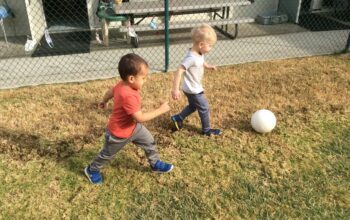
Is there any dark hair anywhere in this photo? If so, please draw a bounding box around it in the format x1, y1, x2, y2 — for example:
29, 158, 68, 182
118, 53, 148, 80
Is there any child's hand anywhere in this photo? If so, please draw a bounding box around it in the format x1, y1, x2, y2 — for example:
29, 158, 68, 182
158, 101, 170, 114
98, 101, 107, 110
207, 65, 217, 71
171, 89, 181, 100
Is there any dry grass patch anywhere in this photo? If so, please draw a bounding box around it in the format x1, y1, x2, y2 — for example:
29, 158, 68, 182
0, 55, 349, 219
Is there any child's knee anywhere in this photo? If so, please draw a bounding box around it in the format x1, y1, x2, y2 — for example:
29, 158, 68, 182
198, 104, 209, 113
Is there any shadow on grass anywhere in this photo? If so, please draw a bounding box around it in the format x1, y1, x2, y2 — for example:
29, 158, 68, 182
110, 154, 151, 173
151, 113, 175, 131
0, 125, 153, 178
159, 114, 256, 135
151, 113, 203, 135
319, 127, 350, 158
0, 126, 101, 161
62, 149, 151, 177
222, 117, 255, 133
183, 124, 204, 135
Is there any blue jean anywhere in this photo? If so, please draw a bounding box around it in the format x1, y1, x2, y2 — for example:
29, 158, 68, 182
179, 91, 211, 133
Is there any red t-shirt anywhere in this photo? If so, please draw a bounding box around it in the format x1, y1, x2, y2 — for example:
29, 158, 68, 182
107, 81, 141, 138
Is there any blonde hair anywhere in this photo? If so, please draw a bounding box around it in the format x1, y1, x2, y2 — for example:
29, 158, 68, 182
191, 24, 217, 44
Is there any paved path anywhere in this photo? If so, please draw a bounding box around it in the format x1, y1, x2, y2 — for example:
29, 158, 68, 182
0, 30, 349, 89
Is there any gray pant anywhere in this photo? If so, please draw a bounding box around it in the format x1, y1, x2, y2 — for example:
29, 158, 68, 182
90, 123, 160, 171
179, 91, 211, 133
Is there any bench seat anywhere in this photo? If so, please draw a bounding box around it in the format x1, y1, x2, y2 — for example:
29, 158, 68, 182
114, 0, 253, 15
119, 17, 254, 32
97, 0, 255, 47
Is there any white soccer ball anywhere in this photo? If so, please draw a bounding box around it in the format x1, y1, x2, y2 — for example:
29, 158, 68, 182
251, 109, 277, 133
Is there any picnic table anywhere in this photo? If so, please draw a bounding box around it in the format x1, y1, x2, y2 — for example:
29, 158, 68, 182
98, 0, 255, 47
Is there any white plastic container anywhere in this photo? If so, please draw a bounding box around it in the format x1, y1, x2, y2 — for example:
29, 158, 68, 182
0, 6, 10, 19
256, 12, 288, 25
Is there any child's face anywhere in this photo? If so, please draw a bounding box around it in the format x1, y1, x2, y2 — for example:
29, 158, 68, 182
199, 41, 215, 54
129, 64, 148, 90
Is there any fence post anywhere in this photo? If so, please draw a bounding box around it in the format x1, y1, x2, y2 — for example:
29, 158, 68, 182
164, 0, 169, 72
345, 31, 350, 53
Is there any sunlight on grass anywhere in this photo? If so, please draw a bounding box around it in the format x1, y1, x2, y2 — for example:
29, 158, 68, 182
0, 55, 349, 218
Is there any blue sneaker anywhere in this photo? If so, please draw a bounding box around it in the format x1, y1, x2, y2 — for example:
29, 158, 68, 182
84, 166, 103, 184
171, 115, 183, 130
203, 129, 221, 136
151, 160, 174, 173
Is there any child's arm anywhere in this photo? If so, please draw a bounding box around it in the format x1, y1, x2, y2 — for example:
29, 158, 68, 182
132, 102, 170, 123
98, 87, 114, 109
171, 66, 186, 100
204, 62, 217, 71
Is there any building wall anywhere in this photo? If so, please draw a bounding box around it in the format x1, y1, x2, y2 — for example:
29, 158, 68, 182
230, 0, 279, 18
0, 0, 46, 42
89, 0, 279, 29
25, 0, 46, 42
0, 0, 30, 37
0, 0, 279, 37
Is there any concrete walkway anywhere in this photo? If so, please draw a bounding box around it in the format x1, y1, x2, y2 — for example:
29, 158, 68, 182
0, 29, 349, 89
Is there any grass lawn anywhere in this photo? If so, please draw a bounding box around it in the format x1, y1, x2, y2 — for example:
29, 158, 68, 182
0, 55, 349, 219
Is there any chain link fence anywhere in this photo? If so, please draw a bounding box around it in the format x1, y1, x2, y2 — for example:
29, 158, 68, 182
0, 0, 349, 89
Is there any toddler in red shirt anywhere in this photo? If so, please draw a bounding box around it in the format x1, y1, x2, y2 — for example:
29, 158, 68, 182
84, 53, 173, 184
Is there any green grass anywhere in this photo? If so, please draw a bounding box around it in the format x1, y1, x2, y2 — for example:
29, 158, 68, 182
0, 55, 349, 219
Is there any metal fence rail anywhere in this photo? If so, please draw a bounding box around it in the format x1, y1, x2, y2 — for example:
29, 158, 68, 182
0, 0, 349, 89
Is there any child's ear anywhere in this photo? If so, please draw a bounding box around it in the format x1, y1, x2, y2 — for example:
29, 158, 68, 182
127, 75, 135, 83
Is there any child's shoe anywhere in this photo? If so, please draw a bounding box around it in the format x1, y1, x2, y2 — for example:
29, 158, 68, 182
151, 160, 174, 173
84, 166, 103, 184
203, 129, 221, 136
171, 115, 183, 130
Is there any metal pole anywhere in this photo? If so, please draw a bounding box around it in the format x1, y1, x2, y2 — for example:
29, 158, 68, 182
345, 31, 350, 53
164, 0, 169, 72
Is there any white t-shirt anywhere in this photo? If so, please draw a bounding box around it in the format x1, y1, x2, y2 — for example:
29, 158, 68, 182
181, 50, 205, 94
